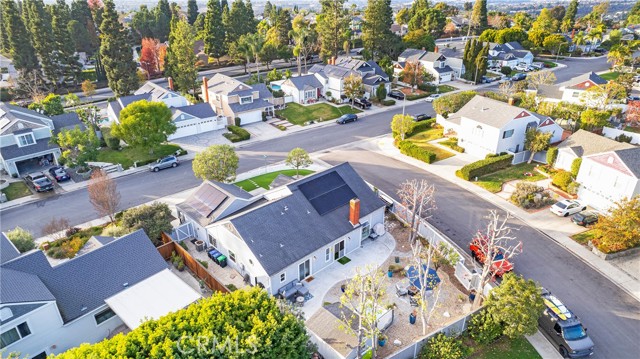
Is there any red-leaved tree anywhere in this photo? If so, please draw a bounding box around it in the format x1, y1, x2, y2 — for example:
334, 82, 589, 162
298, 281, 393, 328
140, 38, 160, 78
626, 100, 640, 127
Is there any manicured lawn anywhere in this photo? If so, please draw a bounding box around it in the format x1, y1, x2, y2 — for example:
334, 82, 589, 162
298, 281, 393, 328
1, 182, 32, 201
234, 169, 315, 191
600, 72, 619, 80
275, 103, 361, 126
417, 143, 456, 161
571, 229, 598, 245
468, 336, 541, 359
624, 126, 640, 134
408, 127, 444, 143
475, 163, 547, 193
437, 84, 457, 93
96, 144, 183, 169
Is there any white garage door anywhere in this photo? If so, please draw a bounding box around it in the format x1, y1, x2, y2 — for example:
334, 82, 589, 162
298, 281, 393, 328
240, 110, 263, 125
439, 73, 452, 82
169, 118, 225, 140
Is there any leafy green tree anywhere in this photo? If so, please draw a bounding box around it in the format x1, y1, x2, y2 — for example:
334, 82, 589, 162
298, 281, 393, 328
396, 7, 410, 25
402, 30, 435, 51
112, 100, 176, 152
528, 28, 550, 48
1, 0, 39, 73
187, 0, 199, 25
546, 147, 558, 166
571, 158, 582, 178
391, 114, 414, 141
100, 0, 139, 97
225, 0, 257, 48
579, 108, 610, 129
608, 45, 631, 70
494, 28, 528, 44
432, 91, 477, 117
420, 333, 468, 359
362, 0, 394, 61
54, 126, 99, 168
626, 1, 640, 26
524, 128, 553, 164
258, 42, 279, 70
485, 273, 544, 339
52, 0, 82, 85
166, 19, 197, 94
192, 144, 239, 182
401, 60, 430, 93
5, 227, 35, 253
343, 73, 363, 108
202, 0, 226, 65
470, 0, 488, 32
513, 11, 533, 30
375, 84, 387, 102
543, 34, 569, 55
469, 310, 503, 345
561, 0, 579, 32
592, 197, 640, 253
120, 202, 173, 245
28, 93, 64, 115
130, 5, 155, 41
153, 0, 171, 41
286, 147, 313, 177
317, 0, 349, 59
531, 8, 558, 39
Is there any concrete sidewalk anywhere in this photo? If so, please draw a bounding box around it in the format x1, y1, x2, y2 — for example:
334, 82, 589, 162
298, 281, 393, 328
371, 135, 640, 304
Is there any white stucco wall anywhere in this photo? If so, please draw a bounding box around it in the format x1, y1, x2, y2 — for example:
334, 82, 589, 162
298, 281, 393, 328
555, 148, 578, 172
576, 157, 639, 211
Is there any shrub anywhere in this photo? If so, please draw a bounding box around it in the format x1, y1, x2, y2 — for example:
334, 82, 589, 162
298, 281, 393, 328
102, 127, 120, 150
469, 310, 503, 345
552, 170, 573, 192
234, 117, 241, 126
398, 140, 436, 164
408, 119, 435, 136
5, 227, 35, 253
375, 84, 387, 101
198, 259, 209, 268
419, 333, 468, 359
406, 93, 430, 101
510, 182, 553, 209
120, 202, 173, 246
224, 125, 251, 142
456, 154, 513, 181
615, 133, 632, 143
226, 283, 238, 292
381, 99, 396, 106
440, 138, 465, 152
101, 224, 129, 237
65, 227, 81, 237
546, 147, 558, 166
500, 66, 512, 75
570, 158, 582, 177
272, 89, 284, 98
567, 181, 580, 195
388, 264, 404, 273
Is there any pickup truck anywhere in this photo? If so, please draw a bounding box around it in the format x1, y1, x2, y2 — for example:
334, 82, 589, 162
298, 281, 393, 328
351, 97, 372, 109
469, 234, 514, 277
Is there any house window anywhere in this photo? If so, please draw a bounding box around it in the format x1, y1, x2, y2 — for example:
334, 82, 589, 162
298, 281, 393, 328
208, 233, 217, 248
16, 133, 35, 147
280, 272, 286, 282
325, 247, 331, 262
572, 92, 580, 98
1, 322, 31, 348
240, 96, 253, 104
502, 129, 514, 139
94, 308, 116, 325
228, 250, 236, 262
304, 90, 315, 100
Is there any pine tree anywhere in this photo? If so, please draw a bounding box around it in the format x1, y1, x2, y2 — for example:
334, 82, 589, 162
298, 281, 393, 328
25, 0, 59, 87
153, 0, 171, 41
470, 0, 487, 32
225, 0, 256, 48
1, 0, 39, 72
187, 0, 199, 25
362, 0, 394, 61
70, 0, 100, 55
166, 19, 197, 94
561, 0, 579, 33
100, 0, 138, 96
52, 0, 82, 85
203, 0, 226, 64
264, 1, 273, 20
317, 0, 349, 59
474, 42, 489, 84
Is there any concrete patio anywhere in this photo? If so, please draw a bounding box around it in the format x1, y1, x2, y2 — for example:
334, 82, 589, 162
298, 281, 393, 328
180, 239, 246, 290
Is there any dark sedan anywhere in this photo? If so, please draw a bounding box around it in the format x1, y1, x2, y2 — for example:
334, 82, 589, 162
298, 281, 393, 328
336, 114, 358, 124
48, 166, 70, 182
413, 114, 432, 122
572, 211, 599, 227
388, 90, 405, 100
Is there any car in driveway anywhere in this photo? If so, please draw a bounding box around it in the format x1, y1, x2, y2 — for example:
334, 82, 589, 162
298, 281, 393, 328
149, 156, 179, 172
412, 113, 432, 122
48, 166, 70, 182
511, 73, 527, 81
469, 233, 514, 277
336, 113, 358, 124
550, 200, 586, 217
388, 90, 405, 100
425, 94, 441, 102
25, 172, 54, 192
571, 211, 599, 227
351, 97, 372, 109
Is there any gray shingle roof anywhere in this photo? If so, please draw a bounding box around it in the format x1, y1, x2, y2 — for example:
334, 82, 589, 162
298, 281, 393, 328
0, 137, 60, 161
1, 233, 20, 264
229, 163, 385, 276
0, 102, 50, 135
566, 72, 608, 89
1, 230, 167, 323
205, 73, 250, 95
173, 103, 217, 120
51, 112, 85, 134
454, 95, 547, 129
421, 52, 446, 63
228, 98, 272, 113
0, 268, 55, 304
251, 83, 273, 100
557, 130, 634, 157
135, 81, 180, 101
614, 147, 640, 178
283, 75, 323, 91
399, 48, 427, 61
433, 65, 454, 74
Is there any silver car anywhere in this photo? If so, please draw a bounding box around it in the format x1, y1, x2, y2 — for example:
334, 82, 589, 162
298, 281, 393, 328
149, 156, 179, 172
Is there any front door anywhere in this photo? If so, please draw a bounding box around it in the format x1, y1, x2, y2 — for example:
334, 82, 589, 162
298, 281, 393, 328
334, 240, 345, 260
298, 259, 310, 281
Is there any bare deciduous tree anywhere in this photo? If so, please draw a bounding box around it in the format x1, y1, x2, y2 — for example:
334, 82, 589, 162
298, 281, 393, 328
41, 217, 70, 241
397, 179, 437, 243
526, 70, 557, 90
498, 80, 516, 98
410, 237, 442, 336
472, 210, 523, 309
339, 264, 387, 359
88, 169, 121, 223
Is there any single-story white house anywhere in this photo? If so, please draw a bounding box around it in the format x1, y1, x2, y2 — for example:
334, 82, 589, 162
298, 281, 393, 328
279, 74, 324, 104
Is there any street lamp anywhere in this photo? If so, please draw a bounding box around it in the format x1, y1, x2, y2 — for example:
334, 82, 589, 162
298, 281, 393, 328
474, 55, 488, 85
394, 73, 407, 116
263, 155, 268, 174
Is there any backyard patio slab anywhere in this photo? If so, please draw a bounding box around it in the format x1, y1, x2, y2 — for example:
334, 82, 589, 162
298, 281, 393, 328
181, 239, 246, 290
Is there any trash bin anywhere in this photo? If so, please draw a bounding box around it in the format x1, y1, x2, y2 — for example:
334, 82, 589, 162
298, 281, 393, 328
208, 250, 221, 263
218, 255, 227, 268
195, 240, 205, 252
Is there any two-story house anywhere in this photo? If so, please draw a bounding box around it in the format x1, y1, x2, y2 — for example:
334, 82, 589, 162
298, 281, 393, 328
437, 96, 563, 160
0, 103, 84, 177
308, 58, 391, 100
559, 72, 608, 106
576, 147, 640, 211
201, 73, 274, 126
488, 42, 534, 69
394, 48, 464, 83
175, 163, 386, 296
554, 130, 634, 172
0, 230, 200, 358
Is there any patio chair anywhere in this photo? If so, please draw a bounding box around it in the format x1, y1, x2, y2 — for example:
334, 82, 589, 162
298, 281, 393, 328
395, 281, 409, 297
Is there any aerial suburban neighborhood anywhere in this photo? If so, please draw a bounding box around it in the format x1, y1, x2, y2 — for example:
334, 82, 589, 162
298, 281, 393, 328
1, 0, 639, 358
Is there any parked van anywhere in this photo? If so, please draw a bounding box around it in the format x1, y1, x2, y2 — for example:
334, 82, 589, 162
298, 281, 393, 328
538, 288, 594, 358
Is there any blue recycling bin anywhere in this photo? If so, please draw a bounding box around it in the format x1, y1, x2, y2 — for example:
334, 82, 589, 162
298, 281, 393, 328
208, 249, 221, 263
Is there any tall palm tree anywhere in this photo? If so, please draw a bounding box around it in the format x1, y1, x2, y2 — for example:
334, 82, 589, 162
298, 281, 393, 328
608, 45, 631, 70
233, 35, 253, 75
245, 33, 265, 80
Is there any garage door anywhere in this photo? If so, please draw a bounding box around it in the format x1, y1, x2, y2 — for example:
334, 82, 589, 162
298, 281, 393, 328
169, 123, 199, 140
240, 110, 263, 125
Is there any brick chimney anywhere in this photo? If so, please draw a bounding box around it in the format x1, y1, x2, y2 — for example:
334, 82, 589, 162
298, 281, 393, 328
331, 56, 336, 65
571, 29, 576, 39
508, 97, 515, 106
168, 77, 174, 90
202, 76, 209, 103
434, 45, 439, 53
349, 198, 360, 226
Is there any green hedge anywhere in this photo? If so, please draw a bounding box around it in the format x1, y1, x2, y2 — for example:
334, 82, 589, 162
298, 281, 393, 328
381, 99, 396, 106
406, 92, 430, 101
409, 119, 436, 136
456, 154, 513, 180
223, 125, 251, 142
80, 70, 97, 82
398, 140, 436, 164
101, 127, 120, 150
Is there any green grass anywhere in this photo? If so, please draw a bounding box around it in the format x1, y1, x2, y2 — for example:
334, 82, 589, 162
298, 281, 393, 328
468, 336, 541, 359
600, 72, 619, 80
571, 229, 598, 245
404, 127, 455, 162
0, 182, 32, 201
234, 169, 315, 192
624, 126, 640, 134
337, 256, 351, 265
275, 103, 361, 126
437, 84, 457, 93
96, 144, 183, 169
417, 143, 456, 161
475, 163, 546, 193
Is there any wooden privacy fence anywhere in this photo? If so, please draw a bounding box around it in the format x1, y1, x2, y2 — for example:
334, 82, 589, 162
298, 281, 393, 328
158, 234, 229, 294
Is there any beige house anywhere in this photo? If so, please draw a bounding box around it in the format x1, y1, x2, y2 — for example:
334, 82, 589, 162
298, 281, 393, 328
201, 74, 273, 126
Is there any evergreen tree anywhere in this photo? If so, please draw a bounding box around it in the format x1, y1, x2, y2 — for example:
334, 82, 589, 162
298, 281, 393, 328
561, 0, 579, 33
1, 0, 39, 72
70, 0, 100, 55
221, 0, 228, 12
470, 0, 487, 32
362, 0, 394, 61
187, 0, 199, 25
153, 0, 171, 41
52, 0, 82, 85
100, 0, 138, 96
131, 5, 155, 41
203, 0, 226, 64
165, 19, 197, 94
263, 0, 273, 20
225, 0, 256, 47
270, 7, 292, 47
409, 0, 429, 19
474, 42, 489, 84
25, 0, 59, 87
317, 0, 349, 60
